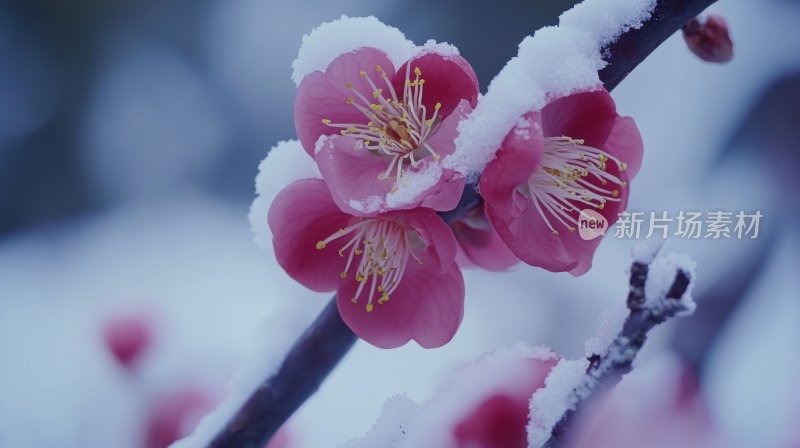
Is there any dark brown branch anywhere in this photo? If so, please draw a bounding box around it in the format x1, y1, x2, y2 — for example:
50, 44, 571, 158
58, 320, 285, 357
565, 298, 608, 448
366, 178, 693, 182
541, 254, 695, 448
211, 1, 715, 446
599, 0, 718, 91
209, 300, 357, 448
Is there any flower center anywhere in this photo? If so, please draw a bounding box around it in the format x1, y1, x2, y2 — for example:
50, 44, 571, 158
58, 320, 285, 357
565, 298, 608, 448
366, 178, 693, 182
316, 219, 424, 312
520, 136, 627, 235
321, 64, 442, 185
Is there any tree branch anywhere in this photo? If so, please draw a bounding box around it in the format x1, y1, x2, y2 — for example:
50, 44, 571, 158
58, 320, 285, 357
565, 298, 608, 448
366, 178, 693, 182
211, 1, 714, 446
541, 251, 696, 448
209, 300, 357, 448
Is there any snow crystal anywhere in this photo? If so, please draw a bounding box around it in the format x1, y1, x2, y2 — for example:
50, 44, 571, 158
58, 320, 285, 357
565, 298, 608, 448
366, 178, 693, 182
644, 251, 698, 315
444, 0, 656, 181
385, 162, 444, 209
248, 140, 320, 250
291, 16, 416, 86
417, 39, 460, 57
528, 358, 590, 448
584, 299, 628, 357
347, 195, 384, 214
339, 395, 423, 448
631, 238, 666, 264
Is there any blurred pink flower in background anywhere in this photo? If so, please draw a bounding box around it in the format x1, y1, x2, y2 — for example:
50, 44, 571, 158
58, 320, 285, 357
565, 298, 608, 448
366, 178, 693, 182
480, 88, 643, 275
451, 352, 557, 448
268, 178, 464, 348
295, 46, 479, 215
103, 312, 155, 370
566, 361, 725, 448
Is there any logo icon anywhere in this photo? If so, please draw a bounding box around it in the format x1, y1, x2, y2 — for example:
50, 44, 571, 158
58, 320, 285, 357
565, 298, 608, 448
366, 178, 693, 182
578, 209, 608, 240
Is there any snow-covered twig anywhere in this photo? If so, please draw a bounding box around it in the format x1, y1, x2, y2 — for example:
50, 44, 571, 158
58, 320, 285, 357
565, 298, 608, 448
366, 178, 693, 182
211, 1, 715, 446
535, 244, 697, 448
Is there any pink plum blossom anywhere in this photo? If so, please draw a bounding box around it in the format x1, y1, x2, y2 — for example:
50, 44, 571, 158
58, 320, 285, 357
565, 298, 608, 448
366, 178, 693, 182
451, 352, 557, 448
449, 202, 520, 272
480, 88, 643, 275
268, 178, 464, 348
295, 46, 479, 215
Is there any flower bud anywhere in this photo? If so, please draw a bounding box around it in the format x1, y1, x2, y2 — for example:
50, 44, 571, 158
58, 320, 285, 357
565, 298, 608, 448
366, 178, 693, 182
683, 15, 734, 63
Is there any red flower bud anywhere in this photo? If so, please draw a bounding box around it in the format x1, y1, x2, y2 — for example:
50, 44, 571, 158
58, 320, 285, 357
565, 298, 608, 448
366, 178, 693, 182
683, 15, 734, 63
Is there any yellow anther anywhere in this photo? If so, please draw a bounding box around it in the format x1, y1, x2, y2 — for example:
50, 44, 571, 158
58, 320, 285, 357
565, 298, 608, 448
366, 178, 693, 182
619, 162, 628, 171
366, 303, 374, 313
350, 297, 358, 304
372, 88, 383, 98
612, 189, 620, 198
367, 121, 374, 126
434, 102, 442, 110
359, 70, 367, 77
425, 119, 434, 127
356, 273, 366, 282
552, 230, 560, 235
346, 97, 354, 104
418, 79, 426, 85
378, 293, 390, 304
414, 67, 422, 77
321, 118, 331, 125
375, 65, 383, 71
369, 104, 385, 111
347, 127, 357, 133
340, 272, 347, 279
345, 82, 353, 89
316, 241, 326, 250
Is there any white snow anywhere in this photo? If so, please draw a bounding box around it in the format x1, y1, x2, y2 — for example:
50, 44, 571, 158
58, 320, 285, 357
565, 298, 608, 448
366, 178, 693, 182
347, 195, 384, 214
339, 345, 557, 448
444, 0, 656, 181
291, 15, 416, 86
338, 396, 422, 448
644, 251, 697, 315
248, 139, 321, 250
385, 162, 444, 209
584, 299, 628, 357
631, 238, 666, 264
417, 39, 460, 57
528, 358, 590, 448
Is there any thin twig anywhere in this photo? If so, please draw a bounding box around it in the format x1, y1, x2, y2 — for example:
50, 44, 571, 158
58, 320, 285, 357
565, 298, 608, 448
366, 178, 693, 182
541, 255, 695, 448
211, 1, 716, 446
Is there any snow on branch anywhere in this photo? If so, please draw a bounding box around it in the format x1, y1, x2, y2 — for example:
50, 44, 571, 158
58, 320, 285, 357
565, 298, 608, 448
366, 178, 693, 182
528, 241, 697, 448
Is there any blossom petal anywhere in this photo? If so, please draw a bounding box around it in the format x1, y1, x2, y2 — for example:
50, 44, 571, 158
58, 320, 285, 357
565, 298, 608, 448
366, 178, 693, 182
295, 48, 396, 156
602, 116, 644, 180
336, 260, 465, 348
267, 179, 351, 291
486, 175, 630, 276
452, 217, 520, 272
400, 207, 458, 272
315, 134, 394, 216
392, 51, 479, 118
479, 111, 543, 209
541, 89, 617, 148
485, 200, 581, 273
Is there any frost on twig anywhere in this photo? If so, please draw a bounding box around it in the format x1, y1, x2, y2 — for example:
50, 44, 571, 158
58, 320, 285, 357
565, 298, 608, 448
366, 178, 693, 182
529, 241, 697, 448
